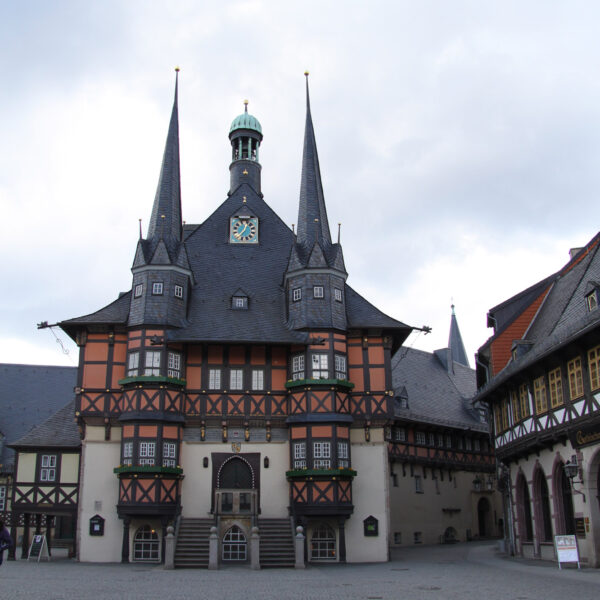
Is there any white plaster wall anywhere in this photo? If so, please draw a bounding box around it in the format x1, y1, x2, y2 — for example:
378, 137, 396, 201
345, 436, 389, 563
179, 441, 289, 518
78, 427, 122, 562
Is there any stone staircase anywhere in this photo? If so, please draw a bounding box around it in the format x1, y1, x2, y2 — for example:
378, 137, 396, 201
258, 518, 295, 568
174, 518, 213, 568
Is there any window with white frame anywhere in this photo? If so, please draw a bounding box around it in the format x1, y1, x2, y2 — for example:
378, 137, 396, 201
230, 369, 243, 390
415, 431, 426, 445
139, 442, 156, 466
334, 354, 347, 379
587, 290, 598, 312
313, 441, 331, 469
152, 282, 163, 295
251, 369, 264, 390
123, 441, 133, 466
40, 455, 57, 481
134, 283, 143, 298
292, 354, 305, 380
168, 351, 181, 378
473, 438, 481, 451
334, 288, 343, 302
393, 428, 406, 442
437, 434, 444, 448
0, 485, 6, 511
337, 441, 349, 468
445, 434, 452, 448
292, 288, 302, 302
209, 369, 221, 389
465, 437, 472, 451
163, 442, 177, 467
414, 475, 423, 493
311, 354, 328, 379
313, 286, 324, 298
428, 433, 435, 446
293, 442, 306, 469
174, 284, 183, 299
232, 296, 248, 309
127, 351, 140, 376
144, 351, 161, 376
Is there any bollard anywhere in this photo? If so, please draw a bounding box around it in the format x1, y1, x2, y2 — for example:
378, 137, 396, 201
208, 526, 219, 570
251, 526, 260, 570
294, 525, 305, 569
164, 525, 175, 569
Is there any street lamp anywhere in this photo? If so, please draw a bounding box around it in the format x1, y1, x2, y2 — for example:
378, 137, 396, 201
564, 455, 586, 503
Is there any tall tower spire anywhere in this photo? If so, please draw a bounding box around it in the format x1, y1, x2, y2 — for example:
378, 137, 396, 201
448, 303, 470, 367
296, 72, 332, 248
147, 67, 182, 248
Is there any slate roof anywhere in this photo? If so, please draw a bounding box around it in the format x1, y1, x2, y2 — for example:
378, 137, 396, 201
0, 364, 77, 472
476, 232, 600, 399
10, 401, 79, 449
449, 305, 469, 367
391, 347, 485, 431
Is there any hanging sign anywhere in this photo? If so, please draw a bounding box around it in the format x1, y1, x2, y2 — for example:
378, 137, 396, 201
27, 534, 50, 562
554, 534, 580, 569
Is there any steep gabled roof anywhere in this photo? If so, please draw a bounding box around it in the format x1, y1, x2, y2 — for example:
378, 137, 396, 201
10, 401, 79, 449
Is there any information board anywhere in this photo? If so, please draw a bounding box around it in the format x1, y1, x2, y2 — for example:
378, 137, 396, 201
554, 534, 580, 569
27, 534, 50, 562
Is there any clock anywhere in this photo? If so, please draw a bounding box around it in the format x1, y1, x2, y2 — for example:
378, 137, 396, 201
230, 216, 258, 244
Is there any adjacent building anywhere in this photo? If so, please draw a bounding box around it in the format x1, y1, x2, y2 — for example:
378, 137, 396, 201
475, 234, 600, 566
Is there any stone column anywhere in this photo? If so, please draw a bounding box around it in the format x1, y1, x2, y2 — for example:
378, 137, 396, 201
163, 525, 175, 570
121, 517, 131, 563
208, 526, 219, 570
250, 526, 260, 570
294, 525, 306, 569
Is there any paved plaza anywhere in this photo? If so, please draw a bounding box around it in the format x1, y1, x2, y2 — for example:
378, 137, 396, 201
1, 541, 599, 600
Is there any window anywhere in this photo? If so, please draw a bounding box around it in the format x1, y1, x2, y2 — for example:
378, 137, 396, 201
394, 532, 402, 544
133, 525, 160, 562
534, 376, 548, 413
428, 432, 435, 447
445, 434, 452, 448
251, 369, 264, 390
139, 442, 155, 466
548, 368, 564, 408
310, 523, 336, 561
435, 434, 443, 448
292, 354, 305, 380
209, 369, 221, 389
393, 428, 406, 442
311, 354, 329, 379
465, 437, 472, 451
567, 357, 584, 399
587, 291, 598, 312
127, 352, 139, 376
334, 288, 343, 302
123, 441, 133, 466
313, 286, 324, 298
510, 389, 520, 422
413, 531, 422, 544
152, 282, 163, 295
232, 296, 248, 309
414, 475, 423, 493
163, 442, 176, 468
292, 288, 302, 302
134, 283, 143, 298
473, 438, 481, 451
0, 485, 6, 511
167, 351, 181, 378
313, 441, 331, 469
40, 455, 57, 482
501, 399, 509, 429
293, 442, 306, 469
519, 383, 530, 418
230, 369, 243, 390
415, 431, 426, 445
144, 351, 161, 376
337, 441, 349, 468
334, 355, 347, 379
457, 437, 463, 450
222, 526, 247, 561
588, 345, 600, 391
493, 405, 502, 435
174, 284, 183, 299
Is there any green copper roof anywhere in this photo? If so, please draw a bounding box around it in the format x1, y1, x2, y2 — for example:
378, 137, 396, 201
230, 104, 262, 134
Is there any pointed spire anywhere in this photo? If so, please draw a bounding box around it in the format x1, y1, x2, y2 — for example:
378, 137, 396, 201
147, 68, 182, 247
448, 303, 470, 367
296, 72, 332, 248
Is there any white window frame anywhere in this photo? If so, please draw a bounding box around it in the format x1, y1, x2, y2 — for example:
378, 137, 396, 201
337, 441, 349, 468
134, 283, 143, 298
334, 354, 347, 380
292, 354, 305, 380
415, 432, 426, 445
313, 286, 324, 298
40, 454, 57, 482
144, 351, 161, 376
209, 369, 221, 390
139, 442, 156, 466
127, 351, 139, 376
174, 284, 183, 299
394, 428, 406, 442
152, 282, 164, 295
251, 369, 264, 390
0, 485, 6, 511
292, 288, 302, 302
293, 442, 306, 469
163, 442, 177, 467
230, 369, 243, 390
414, 475, 423, 493
334, 288, 343, 302
123, 441, 133, 466
167, 351, 181, 379
587, 291, 598, 312
311, 354, 329, 379
313, 441, 331, 469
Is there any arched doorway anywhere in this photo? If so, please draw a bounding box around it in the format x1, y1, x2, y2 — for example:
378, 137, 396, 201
554, 462, 575, 535
478, 497, 491, 537
310, 523, 336, 561
516, 473, 533, 543
133, 524, 160, 562
219, 457, 253, 489
533, 467, 553, 543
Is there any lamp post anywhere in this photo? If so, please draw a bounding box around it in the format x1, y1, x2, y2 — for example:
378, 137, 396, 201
564, 455, 586, 503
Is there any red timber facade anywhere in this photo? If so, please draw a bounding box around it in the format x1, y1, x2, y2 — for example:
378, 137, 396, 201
58, 73, 416, 566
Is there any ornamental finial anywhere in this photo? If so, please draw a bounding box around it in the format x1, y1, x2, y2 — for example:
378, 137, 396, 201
244, 99, 249, 113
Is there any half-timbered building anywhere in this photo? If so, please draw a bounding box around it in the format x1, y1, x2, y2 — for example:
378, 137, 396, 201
475, 234, 600, 566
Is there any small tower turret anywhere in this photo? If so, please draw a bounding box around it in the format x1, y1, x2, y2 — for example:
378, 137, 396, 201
229, 100, 263, 195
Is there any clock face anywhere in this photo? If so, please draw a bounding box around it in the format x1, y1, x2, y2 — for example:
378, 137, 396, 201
230, 216, 258, 244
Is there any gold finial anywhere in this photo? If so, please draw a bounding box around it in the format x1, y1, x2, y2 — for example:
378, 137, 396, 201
175, 66, 180, 72
244, 99, 249, 113
304, 70, 309, 76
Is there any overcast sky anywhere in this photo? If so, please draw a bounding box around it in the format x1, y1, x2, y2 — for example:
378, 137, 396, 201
2, 1, 600, 369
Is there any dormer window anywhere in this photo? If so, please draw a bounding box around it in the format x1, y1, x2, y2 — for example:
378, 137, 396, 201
232, 296, 248, 310
134, 284, 143, 298
586, 290, 598, 312
152, 282, 163, 295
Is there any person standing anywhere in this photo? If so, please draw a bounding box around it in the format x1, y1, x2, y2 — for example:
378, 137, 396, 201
0, 520, 13, 566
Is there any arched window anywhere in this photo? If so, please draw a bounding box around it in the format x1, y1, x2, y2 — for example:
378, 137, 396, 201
554, 462, 575, 535
219, 458, 253, 489
516, 473, 533, 542
222, 526, 247, 561
533, 468, 553, 542
310, 523, 336, 561
133, 525, 160, 562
